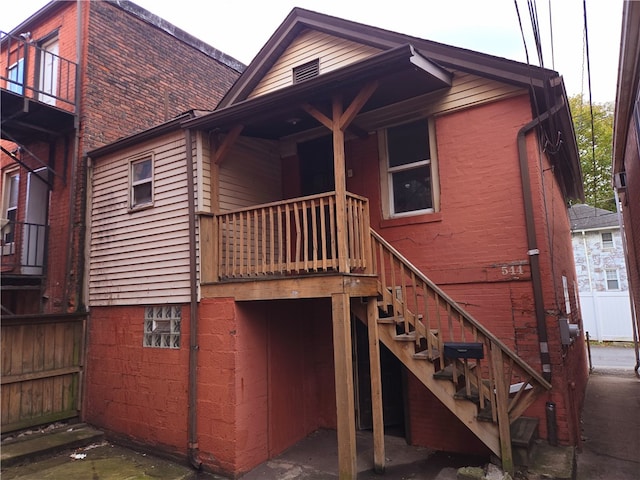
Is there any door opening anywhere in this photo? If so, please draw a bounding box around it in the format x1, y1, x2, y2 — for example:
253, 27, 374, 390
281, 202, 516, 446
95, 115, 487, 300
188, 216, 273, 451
353, 317, 406, 436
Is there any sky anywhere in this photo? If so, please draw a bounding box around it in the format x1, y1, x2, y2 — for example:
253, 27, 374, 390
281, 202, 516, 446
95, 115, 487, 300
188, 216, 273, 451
2, 0, 623, 103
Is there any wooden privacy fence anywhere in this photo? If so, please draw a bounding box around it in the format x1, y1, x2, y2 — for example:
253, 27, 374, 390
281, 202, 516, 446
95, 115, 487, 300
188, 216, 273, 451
201, 191, 370, 280
1, 313, 85, 433
370, 229, 552, 425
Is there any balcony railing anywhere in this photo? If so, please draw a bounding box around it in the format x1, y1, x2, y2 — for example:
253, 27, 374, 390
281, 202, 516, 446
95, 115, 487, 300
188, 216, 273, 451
200, 192, 371, 281
1, 220, 48, 275
1, 31, 77, 110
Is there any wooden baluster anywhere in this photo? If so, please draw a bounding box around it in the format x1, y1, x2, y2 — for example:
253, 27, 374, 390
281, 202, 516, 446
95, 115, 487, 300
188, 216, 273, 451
319, 197, 327, 271
272, 205, 284, 273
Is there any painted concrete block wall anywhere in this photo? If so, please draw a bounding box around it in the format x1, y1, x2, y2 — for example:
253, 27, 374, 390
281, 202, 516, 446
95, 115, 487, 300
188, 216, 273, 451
84, 305, 190, 455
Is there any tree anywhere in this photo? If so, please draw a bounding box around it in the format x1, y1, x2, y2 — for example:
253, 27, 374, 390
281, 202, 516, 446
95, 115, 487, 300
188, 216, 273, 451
568, 94, 615, 211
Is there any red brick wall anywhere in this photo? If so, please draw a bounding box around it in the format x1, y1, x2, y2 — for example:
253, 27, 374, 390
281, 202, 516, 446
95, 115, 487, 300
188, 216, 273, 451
342, 94, 586, 450
83, 1, 240, 151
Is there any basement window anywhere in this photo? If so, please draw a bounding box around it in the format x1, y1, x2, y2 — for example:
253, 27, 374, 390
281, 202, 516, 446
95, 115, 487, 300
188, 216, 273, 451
143, 305, 181, 349
293, 59, 319, 84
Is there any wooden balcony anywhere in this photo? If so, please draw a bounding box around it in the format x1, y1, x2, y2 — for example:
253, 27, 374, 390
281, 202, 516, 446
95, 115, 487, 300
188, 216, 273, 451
200, 191, 379, 300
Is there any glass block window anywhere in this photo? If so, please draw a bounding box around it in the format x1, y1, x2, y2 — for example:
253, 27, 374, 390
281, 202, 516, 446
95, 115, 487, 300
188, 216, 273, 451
143, 305, 181, 349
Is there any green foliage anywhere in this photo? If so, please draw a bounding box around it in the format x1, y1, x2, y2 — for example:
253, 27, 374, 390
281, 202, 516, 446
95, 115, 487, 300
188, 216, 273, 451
568, 94, 615, 211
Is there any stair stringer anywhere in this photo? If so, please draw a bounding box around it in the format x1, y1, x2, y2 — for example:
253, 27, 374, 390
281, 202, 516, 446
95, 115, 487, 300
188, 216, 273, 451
351, 302, 501, 458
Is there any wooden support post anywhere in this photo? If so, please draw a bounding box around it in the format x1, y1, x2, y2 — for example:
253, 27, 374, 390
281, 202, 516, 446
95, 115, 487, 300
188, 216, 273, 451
491, 341, 514, 475
332, 292, 357, 479
198, 213, 217, 283
367, 298, 385, 472
332, 96, 349, 274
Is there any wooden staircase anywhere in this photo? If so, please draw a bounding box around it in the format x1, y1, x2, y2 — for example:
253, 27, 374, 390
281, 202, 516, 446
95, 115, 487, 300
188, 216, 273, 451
350, 229, 552, 472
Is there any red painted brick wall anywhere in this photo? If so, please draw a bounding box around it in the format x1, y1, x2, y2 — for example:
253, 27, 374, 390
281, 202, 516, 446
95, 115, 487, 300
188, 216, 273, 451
341, 94, 586, 451
84, 305, 190, 456
86, 298, 336, 477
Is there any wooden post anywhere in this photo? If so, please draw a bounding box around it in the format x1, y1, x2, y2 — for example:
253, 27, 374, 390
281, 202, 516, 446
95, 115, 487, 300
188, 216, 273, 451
199, 213, 216, 283
332, 292, 357, 479
367, 298, 385, 472
491, 341, 514, 475
332, 96, 349, 273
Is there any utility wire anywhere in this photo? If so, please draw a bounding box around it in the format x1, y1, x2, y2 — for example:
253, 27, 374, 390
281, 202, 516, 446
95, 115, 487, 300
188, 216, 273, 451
548, 0, 555, 70
582, 0, 598, 209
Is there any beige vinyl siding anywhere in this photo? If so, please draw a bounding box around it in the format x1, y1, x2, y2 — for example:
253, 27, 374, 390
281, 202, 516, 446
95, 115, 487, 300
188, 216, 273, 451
90, 131, 192, 305
356, 70, 526, 130
248, 29, 382, 99
218, 137, 282, 212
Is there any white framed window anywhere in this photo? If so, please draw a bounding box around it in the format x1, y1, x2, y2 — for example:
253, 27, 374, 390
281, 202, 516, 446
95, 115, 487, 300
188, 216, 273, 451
2, 170, 20, 252
130, 155, 153, 209
562, 275, 571, 314
380, 118, 439, 217
601, 231, 614, 249
7, 58, 24, 94
143, 305, 181, 349
605, 269, 620, 290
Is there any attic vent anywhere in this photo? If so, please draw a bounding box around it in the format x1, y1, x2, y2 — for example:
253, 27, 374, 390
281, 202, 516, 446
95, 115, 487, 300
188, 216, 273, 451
293, 59, 319, 83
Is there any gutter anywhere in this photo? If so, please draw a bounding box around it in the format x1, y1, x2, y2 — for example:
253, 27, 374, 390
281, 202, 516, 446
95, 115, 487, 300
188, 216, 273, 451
516, 103, 564, 383
184, 127, 202, 470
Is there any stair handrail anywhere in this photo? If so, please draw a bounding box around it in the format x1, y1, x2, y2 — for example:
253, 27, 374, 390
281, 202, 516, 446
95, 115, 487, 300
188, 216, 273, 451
370, 228, 552, 391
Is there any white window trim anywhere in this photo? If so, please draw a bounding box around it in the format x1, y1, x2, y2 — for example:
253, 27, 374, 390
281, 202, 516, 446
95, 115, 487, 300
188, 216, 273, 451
601, 231, 614, 249
378, 118, 440, 219
129, 152, 154, 211
2, 169, 20, 255
605, 268, 620, 291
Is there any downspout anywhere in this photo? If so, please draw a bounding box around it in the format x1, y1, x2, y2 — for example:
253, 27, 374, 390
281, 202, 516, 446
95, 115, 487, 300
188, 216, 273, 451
516, 106, 561, 383
581, 231, 598, 340
184, 127, 202, 469
63, 0, 83, 312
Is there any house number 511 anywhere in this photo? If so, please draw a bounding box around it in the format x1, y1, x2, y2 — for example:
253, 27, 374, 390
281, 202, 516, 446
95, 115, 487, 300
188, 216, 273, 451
501, 265, 524, 275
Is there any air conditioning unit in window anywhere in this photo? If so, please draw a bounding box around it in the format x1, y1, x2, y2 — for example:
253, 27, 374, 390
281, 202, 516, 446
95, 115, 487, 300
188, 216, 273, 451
614, 171, 627, 190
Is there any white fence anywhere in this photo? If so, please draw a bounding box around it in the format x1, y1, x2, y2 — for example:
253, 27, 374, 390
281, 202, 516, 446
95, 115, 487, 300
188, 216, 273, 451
580, 291, 634, 341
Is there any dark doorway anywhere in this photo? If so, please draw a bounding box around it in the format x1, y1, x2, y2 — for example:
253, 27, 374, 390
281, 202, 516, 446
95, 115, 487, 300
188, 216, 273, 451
299, 135, 334, 195
353, 317, 406, 435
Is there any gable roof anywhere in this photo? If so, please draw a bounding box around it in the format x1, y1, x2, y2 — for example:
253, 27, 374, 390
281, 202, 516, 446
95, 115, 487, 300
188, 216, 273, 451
186, 7, 582, 201
218, 7, 560, 109
568, 204, 620, 231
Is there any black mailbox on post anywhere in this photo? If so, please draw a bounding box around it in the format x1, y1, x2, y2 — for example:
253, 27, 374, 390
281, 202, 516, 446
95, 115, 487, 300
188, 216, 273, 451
443, 342, 484, 359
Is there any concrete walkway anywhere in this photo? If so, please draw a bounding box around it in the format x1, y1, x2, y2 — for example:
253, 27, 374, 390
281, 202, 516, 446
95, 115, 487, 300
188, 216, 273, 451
575, 368, 640, 480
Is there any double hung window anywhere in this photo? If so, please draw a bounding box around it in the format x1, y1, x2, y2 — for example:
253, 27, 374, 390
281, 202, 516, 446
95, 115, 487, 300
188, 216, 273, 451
382, 118, 438, 217
130, 156, 153, 209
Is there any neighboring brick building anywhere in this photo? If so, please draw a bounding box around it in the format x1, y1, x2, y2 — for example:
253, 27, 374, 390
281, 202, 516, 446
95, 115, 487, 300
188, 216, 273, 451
85, 8, 588, 478
0, 0, 242, 433
613, 1, 640, 367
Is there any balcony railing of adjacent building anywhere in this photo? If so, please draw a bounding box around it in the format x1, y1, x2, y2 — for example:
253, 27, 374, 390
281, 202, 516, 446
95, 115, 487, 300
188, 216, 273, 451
0, 31, 77, 111
1, 220, 48, 276
200, 191, 371, 281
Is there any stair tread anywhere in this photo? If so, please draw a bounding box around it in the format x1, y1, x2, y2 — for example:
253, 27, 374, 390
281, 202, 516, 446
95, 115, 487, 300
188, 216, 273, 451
394, 332, 416, 341
511, 416, 539, 448
433, 362, 477, 380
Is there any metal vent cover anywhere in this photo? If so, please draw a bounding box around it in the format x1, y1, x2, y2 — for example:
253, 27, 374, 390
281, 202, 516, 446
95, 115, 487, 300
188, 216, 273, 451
293, 59, 319, 83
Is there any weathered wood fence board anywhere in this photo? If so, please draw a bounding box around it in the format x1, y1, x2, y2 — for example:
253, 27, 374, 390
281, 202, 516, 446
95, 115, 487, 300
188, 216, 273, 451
1, 314, 85, 433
